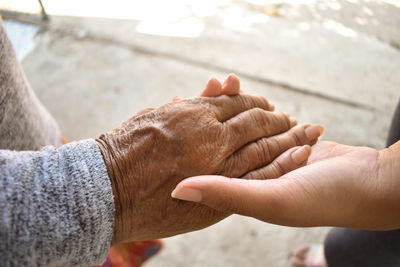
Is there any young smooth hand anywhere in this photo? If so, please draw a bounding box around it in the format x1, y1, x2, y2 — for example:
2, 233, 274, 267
172, 136, 400, 231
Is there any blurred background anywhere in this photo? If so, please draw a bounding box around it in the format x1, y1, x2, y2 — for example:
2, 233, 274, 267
1, 0, 399, 266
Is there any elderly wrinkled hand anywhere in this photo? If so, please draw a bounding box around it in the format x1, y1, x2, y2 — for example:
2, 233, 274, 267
97, 93, 322, 244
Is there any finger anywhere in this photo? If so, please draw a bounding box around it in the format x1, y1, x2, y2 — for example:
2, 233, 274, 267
242, 145, 311, 180
223, 109, 296, 153
221, 73, 241, 95
172, 160, 347, 227
220, 124, 323, 177
207, 94, 275, 122
171, 175, 283, 219
200, 77, 222, 97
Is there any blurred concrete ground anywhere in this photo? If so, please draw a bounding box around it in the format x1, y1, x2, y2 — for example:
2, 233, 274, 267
2, 0, 400, 266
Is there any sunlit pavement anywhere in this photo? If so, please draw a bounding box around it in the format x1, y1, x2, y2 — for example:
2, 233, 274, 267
2, 1, 400, 266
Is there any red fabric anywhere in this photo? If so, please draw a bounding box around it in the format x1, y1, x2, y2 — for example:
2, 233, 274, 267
99, 240, 163, 267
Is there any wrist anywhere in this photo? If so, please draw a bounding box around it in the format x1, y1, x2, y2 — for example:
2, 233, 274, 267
95, 136, 124, 245
378, 140, 400, 187
376, 140, 400, 229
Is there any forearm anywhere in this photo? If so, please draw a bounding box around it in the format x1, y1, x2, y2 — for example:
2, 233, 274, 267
0, 139, 115, 266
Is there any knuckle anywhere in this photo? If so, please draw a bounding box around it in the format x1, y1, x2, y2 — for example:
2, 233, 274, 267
287, 129, 303, 146
257, 95, 269, 108
233, 94, 248, 108
257, 139, 274, 163
244, 168, 270, 180
259, 167, 278, 180
220, 153, 247, 177
271, 160, 286, 177
247, 95, 269, 109
269, 137, 282, 159
279, 112, 292, 129
227, 117, 245, 137
238, 93, 251, 104
272, 112, 291, 129
251, 107, 265, 120
250, 108, 269, 127
211, 94, 230, 107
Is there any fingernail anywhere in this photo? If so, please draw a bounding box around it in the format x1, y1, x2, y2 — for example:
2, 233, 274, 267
171, 187, 202, 202
291, 145, 311, 165
305, 124, 324, 140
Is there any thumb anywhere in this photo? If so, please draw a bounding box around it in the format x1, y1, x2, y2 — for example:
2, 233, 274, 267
171, 144, 312, 217
171, 175, 284, 219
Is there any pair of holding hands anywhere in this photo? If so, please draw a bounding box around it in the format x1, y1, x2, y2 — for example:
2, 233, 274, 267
97, 74, 400, 245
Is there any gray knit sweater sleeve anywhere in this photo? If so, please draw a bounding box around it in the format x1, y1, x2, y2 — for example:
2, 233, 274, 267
0, 139, 115, 266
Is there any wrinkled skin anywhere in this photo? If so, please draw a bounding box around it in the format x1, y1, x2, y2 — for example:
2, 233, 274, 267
97, 94, 315, 244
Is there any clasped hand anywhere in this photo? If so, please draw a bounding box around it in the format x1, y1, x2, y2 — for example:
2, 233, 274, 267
96, 80, 322, 244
